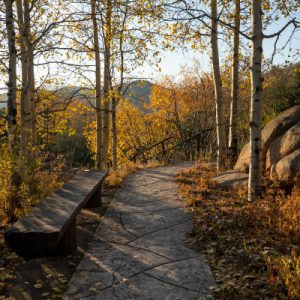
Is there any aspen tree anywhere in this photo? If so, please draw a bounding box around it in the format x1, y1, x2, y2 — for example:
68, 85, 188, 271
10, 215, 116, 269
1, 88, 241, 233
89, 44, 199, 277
111, 0, 129, 171
101, 0, 112, 169
23, 0, 36, 148
4, 0, 20, 221
248, 0, 263, 201
91, 0, 102, 170
112, 95, 117, 170
228, 0, 240, 163
4, 0, 17, 151
16, 0, 30, 158
210, 0, 226, 171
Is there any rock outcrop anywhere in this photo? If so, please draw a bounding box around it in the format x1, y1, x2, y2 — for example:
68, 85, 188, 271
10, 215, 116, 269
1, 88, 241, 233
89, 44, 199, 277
212, 171, 248, 190
233, 105, 300, 184
266, 121, 300, 170
234, 105, 300, 175
213, 106, 300, 189
270, 149, 300, 183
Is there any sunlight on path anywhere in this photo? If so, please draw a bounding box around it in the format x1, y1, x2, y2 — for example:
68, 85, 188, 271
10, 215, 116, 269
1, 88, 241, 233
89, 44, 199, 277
64, 163, 215, 300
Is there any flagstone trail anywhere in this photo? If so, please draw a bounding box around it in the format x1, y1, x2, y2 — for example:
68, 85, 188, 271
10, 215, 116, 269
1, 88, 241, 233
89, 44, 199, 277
64, 163, 215, 300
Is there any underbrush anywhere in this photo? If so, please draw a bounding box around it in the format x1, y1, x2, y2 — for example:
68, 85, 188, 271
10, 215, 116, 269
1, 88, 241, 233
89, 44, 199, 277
177, 162, 300, 299
0, 147, 66, 224
0, 149, 73, 296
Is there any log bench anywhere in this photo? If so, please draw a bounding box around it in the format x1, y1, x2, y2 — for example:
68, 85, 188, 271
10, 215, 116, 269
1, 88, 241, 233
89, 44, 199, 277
4, 170, 109, 258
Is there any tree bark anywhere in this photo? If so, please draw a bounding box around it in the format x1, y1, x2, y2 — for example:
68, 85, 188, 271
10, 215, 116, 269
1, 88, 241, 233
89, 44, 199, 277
91, 0, 102, 170
5, 0, 20, 220
210, 0, 226, 171
23, 0, 36, 149
16, 0, 30, 158
101, 0, 112, 169
5, 0, 17, 151
112, 97, 117, 170
248, 0, 263, 201
228, 0, 240, 164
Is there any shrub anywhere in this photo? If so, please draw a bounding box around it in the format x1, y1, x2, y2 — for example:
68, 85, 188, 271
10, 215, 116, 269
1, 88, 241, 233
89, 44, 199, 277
0, 145, 65, 224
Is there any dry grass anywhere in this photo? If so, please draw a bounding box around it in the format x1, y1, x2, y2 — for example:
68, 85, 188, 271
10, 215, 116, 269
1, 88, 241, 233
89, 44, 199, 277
105, 160, 165, 189
177, 162, 300, 299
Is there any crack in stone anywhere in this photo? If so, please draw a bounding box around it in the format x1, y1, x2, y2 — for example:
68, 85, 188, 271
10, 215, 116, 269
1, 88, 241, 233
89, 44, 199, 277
142, 272, 212, 296
119, 212, 138, 238
130, 256, 201, 280
86, 255, 202, 295
66, 270, 114, 299
127, 218, 191, 245
89, 239, 172, 261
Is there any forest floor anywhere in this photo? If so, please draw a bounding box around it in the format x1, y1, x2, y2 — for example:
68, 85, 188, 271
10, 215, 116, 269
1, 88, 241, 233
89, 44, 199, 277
177, 161, 300, 299
2, 161, 299, 299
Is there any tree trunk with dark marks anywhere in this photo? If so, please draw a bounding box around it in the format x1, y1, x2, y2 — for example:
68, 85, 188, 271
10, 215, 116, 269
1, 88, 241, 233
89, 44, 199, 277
211, 0, 226, 171
5, 0, 17, 151
16, 0, 30, 159
101, 0, 112, 169
228, 0, 240, 164
91, 0, 103, 170
248, 0, 263, 201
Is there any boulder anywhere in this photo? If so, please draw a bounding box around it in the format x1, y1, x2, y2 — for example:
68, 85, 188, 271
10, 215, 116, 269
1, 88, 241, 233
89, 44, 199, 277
235, 105, 300, 173
266, 121, 300, 170
233, 143, 250, 173
212, 171, 248, 190
270, 149, 300, 184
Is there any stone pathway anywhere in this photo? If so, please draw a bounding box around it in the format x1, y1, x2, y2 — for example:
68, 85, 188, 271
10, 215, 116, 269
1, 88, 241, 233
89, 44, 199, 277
64, 164, 215, 300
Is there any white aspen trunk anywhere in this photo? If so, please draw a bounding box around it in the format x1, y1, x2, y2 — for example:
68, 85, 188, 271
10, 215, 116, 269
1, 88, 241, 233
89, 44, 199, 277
228, 0, 240, 163
101, 0, 112, 169
112, 8, 127, 171
211, 0, 226, 171
91, 0, 102, 170
248, 0, 263, 201
112, 97, 117, 170
113, 4, 128, 171
5, 0, 19, 220
24, 0, 36, 149
16, 0, 29, 159
28, 46, 36, 146
5, 0, 17, 151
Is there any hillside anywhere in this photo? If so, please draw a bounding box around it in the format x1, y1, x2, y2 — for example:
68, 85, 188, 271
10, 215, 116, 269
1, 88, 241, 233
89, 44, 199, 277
121, 80, 152, 109
0, 80, 153, 110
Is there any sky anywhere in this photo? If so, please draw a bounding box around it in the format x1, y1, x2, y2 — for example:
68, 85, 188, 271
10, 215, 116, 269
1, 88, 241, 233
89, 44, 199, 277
134, 17, 300, 82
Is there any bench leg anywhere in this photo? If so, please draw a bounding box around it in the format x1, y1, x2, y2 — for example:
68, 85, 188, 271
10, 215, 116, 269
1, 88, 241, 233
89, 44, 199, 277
58, 219, 77, 256
85, 185, 102, 208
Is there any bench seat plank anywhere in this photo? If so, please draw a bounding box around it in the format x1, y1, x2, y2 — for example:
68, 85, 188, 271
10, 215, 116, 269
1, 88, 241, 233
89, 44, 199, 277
5, 170, 108, 257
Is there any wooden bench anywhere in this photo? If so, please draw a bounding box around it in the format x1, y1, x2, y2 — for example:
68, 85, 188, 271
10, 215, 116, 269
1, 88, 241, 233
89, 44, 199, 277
5, 170, 108, 258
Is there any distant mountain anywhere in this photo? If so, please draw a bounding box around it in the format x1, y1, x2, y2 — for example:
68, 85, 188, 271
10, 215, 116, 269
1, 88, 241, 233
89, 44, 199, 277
0, 80, 153, 110
121, 80, 152, 109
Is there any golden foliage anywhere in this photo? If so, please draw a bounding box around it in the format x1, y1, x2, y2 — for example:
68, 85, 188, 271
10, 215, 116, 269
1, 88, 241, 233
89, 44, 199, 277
0, 146, 65, 223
